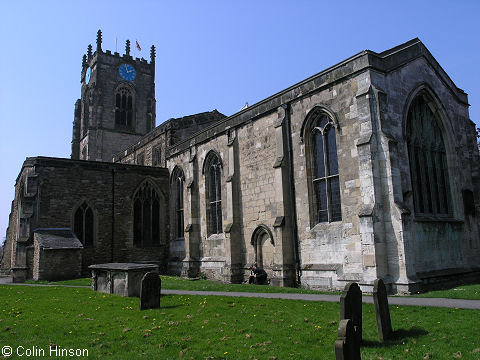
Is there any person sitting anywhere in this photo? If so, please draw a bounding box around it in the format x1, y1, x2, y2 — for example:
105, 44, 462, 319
248, 264, 268, 285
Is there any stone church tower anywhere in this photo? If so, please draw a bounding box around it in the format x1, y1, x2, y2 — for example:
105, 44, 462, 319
71, 30, 156, 162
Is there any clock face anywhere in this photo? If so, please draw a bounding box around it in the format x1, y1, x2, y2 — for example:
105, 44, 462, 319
85, 67, 91, 84
119, 63, 136, 81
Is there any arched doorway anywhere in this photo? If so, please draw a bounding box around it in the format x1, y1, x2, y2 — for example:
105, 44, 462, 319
251, 225, 275, 268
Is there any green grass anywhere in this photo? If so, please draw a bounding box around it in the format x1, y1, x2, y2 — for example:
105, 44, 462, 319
160, 276, 342, 295
26, 276, 480, 301
408, 284, 480, 300
25, 278, 91, 286
0, 285, 479, 359
25, 276, 341, 295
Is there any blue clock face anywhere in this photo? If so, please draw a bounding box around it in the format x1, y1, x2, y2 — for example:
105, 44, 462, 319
85, 67, 91, 84
119, 63, 136, 81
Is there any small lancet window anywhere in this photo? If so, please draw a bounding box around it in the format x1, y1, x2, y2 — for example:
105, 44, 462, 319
73, 202, 94, 247
152, 145, 162, 166
115, 87, 134, 128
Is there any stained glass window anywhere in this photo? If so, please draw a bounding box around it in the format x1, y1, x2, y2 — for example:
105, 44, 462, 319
205, 153, 222, 235
73, 202, 94, 247
133, 181, 161, 246
407, 96, 451, 215
309, 113, 341, 224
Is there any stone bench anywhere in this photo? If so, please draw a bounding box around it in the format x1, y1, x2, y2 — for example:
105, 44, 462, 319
89, 263, 158, 297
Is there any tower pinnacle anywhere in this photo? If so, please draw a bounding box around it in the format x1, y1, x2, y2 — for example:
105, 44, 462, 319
96, 29, 102, 52
87, 44, 93, 61
125, 40, 131, 56
150, 45, 156, 63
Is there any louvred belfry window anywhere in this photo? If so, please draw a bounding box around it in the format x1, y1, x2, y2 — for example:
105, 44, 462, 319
115, 87, 133, 128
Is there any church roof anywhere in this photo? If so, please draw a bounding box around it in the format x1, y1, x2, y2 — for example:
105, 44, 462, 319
167, 38, 468, 157
34, 228, 83, 250
112, 109, 226, 161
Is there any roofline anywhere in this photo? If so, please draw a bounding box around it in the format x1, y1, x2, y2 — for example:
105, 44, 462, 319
109, 38, 468, 161
15, 156, 169, 185
111, 110, 225, 161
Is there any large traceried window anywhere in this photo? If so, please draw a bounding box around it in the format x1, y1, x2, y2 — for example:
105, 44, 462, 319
205, 152, 222, 236
73, 202, 94, 247
407, 95, 451, 216
172, 167, 185, 239
133, 181, 161, 247
307, 111, 341, 224
115, 87, 134, 128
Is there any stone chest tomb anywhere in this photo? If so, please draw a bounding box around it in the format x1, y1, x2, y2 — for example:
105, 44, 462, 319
90, 263, 159, 297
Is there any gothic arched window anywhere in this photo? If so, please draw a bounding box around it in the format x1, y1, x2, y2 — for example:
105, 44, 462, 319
407, 95, 451, 215
133, 181, 161, 247
172, 167, 185, 239
115, 87, 134, 128
306, 111, 341, 224
73, 202, 94, 247
205, 153, 222, 236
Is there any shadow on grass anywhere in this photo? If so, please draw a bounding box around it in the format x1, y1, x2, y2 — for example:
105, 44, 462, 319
159, 294, 185, 309
362, 327, 428, 348
160, 305, 182, 309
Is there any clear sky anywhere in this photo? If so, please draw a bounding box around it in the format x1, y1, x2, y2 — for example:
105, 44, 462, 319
1, 1, 479, 244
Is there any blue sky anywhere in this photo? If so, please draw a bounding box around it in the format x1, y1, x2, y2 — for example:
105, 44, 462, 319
0, 1, 479, 243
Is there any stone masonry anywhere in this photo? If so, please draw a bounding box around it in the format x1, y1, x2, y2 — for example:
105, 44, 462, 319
2, 34, 479, 292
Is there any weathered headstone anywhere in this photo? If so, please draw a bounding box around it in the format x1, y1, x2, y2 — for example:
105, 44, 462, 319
340, 282, 362, 344
373, 279, 392, 341
334, 319, 361, 360
140, 272, 161, 310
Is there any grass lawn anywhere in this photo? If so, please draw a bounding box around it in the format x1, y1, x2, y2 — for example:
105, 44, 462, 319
25, 277, 480, 301
1, 285, 479, 359
408, 284, 480, 300
25, 276, 341, 295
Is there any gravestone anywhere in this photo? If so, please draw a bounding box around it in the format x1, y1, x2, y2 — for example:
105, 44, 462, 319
373, 279, 392, 341
340, 282, 362, 345
140, 272, 161, 310
334, 319, 361, 360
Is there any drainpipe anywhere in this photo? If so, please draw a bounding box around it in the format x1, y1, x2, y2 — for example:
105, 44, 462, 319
111, 168, 115, 262
283, 103, 301, 286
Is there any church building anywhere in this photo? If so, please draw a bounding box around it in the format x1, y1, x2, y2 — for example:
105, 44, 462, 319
2, 31, 479, 293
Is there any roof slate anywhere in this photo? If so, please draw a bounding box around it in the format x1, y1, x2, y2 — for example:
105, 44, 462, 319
34, 228, 83, 250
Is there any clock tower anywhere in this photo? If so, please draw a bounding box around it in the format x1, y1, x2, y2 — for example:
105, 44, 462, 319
71, 30, 156, 162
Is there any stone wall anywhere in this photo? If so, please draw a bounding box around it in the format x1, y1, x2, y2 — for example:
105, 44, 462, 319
34, 248, 82, 281
72, 46, 156, 162
1, 157, 170, 279
160, 38, 479, 291
369, 53, 480, 291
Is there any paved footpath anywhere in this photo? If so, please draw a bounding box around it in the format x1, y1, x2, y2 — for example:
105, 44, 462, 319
162, 290, 480, 310
1, 276, 479, 310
